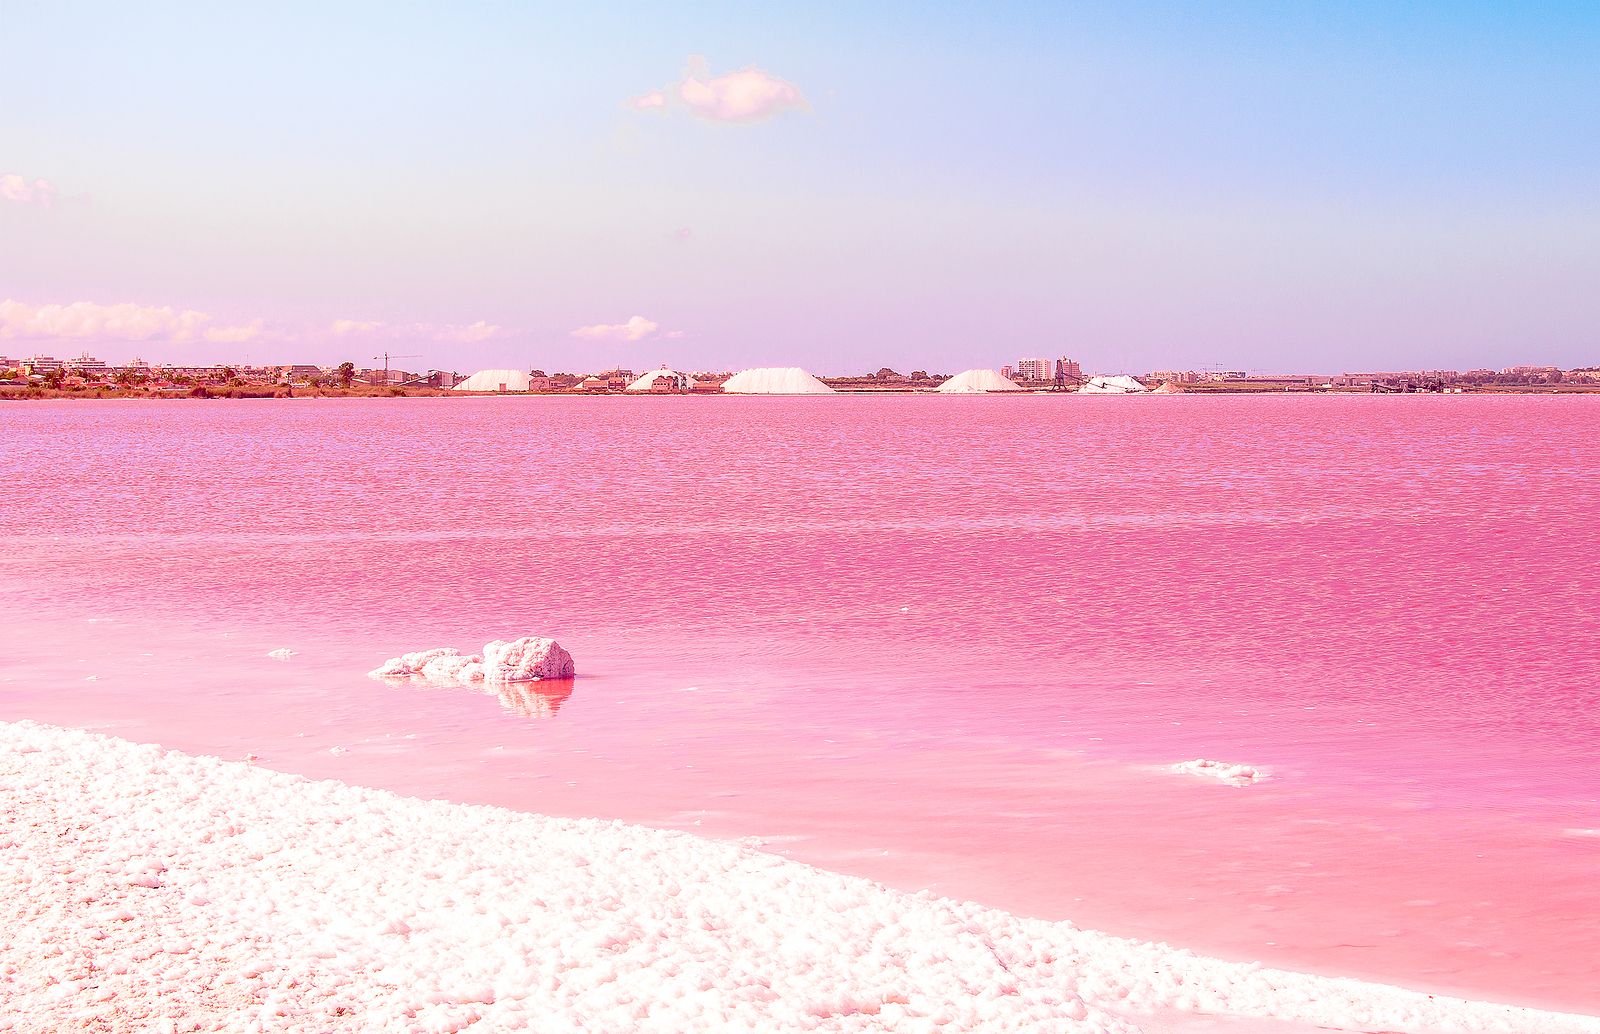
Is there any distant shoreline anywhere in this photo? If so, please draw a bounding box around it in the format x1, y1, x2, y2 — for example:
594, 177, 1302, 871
6, 383, 1600, 401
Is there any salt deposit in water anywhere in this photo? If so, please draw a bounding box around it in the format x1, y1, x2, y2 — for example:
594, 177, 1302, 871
937, 369, 1024, 393
1171, 759, 1268, 786
267, 648, 297, 660
369, 636, 575, 684
5, 720, 1597, 1034
721, 367, 835, 394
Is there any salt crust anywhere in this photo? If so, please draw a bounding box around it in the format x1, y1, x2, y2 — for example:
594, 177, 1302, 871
4, 721, 1597, 1034
1170, 760, 1268, 787
368, 637, 575, 684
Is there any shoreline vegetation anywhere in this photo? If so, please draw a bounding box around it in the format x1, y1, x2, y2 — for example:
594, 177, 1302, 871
6, 381, 1600, 401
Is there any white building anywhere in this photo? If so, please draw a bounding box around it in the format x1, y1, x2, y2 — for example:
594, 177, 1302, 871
1015, 358, 1052, 381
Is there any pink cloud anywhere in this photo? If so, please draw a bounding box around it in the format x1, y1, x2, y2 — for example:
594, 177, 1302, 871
628, 90, 667, 112
0, 299, 216, 342
0, 174, 56, 207
571, 315, 660, 342
629, 58, 807, 124
680, 60, 805, 122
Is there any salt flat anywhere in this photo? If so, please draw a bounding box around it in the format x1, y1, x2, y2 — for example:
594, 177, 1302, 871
3, 720, 1593, 1034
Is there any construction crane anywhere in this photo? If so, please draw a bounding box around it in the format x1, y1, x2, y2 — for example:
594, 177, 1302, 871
372, 352, 421, 385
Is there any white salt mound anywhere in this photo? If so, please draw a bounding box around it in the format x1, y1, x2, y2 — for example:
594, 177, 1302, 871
267, 648, 297, 661
1079, 375, 1149, 394
4, 720, 1596, 1034
453, 368, 531, 393
721, 367, 835, 394
1171, 759, 1267, 786
370, 636, 574, 684
937, 369, 1024, 393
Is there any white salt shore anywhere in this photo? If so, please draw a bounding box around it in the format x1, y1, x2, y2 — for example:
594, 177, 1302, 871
4, 721, 1597, 1034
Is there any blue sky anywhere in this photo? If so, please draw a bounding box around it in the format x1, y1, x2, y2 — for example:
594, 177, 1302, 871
2, 1, 1596, 373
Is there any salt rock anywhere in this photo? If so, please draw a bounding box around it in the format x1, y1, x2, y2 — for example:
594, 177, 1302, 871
368, 638, 573, 685
481, 637, 575, 683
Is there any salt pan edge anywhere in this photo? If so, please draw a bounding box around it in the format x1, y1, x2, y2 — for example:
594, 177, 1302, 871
3, 720, 1594, 1034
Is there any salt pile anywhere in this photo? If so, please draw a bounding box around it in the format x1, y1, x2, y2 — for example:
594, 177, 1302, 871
936, 369, 1024, 394
1079, 375, 1149, 394
370, 636, 575, 684
453, 369, 531, 393
6, 720, 1598, 1034
1171, 759, 1268, 786
625, 368, 696, 392
721, 367, 836, 394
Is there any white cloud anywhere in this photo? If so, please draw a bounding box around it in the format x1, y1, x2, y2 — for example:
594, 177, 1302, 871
331, 319, 385, 336
629, 58, 807, 124
330, 319, 502, 343
571, 315, 661, 342
0, 299, 214, 342
204, 322, 263, 344
0, 174, 56, 207
437, 321, 502, 343
0, 301, 506, 352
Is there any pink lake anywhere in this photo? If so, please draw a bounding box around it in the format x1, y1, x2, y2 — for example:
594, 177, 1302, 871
3, 394, 1598, 1015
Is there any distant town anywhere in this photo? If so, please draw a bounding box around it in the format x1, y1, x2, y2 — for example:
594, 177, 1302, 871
3, 351, 1598, 397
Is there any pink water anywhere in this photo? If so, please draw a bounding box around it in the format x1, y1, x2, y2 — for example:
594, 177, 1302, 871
4, 395, 1599, 1014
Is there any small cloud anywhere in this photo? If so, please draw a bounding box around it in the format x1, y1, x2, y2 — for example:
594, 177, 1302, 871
331, 318, 501, 343
204, 321, 262, 344
571, 315, 660, 342
627, 90, 667, 112
331, 319, 385, 336
664, 330, 686, 339
629, 57, 807, 124
670, 227, 693, 244
437, 320, 501, 343
0, 174, 56, 207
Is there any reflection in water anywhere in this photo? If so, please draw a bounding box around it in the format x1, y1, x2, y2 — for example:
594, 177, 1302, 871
494, 679, 574, 719
375, 675, 576, 720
